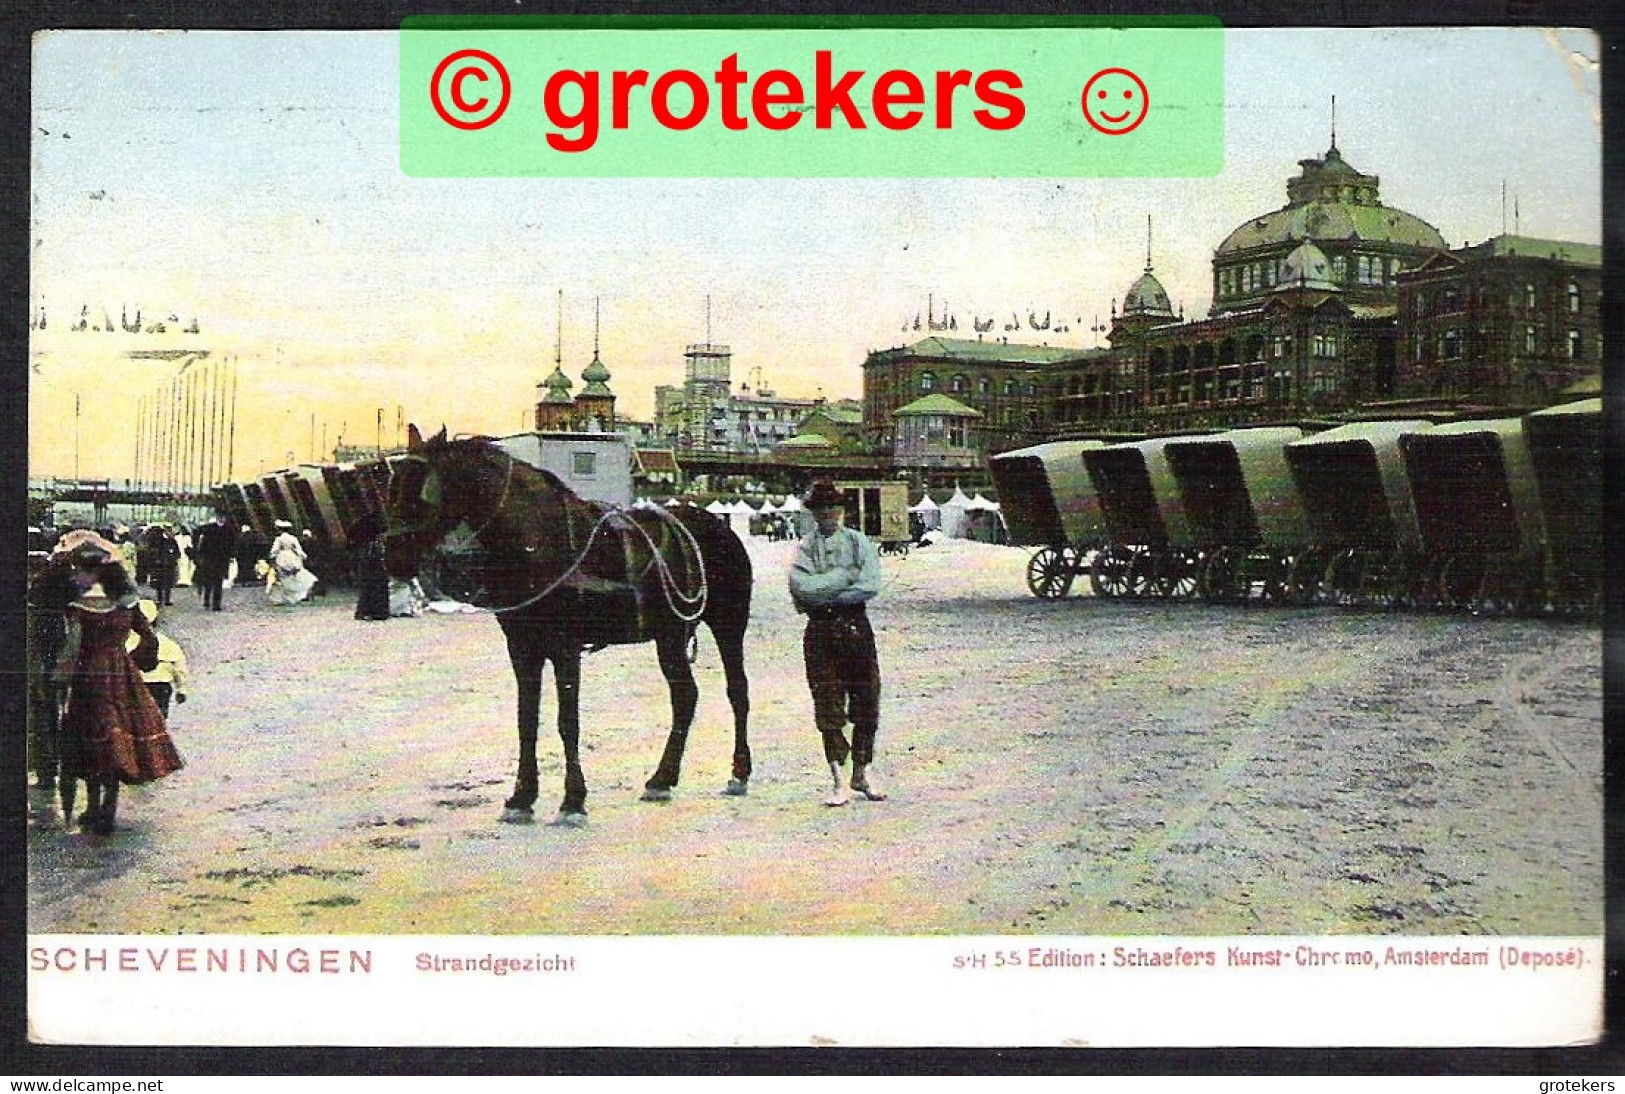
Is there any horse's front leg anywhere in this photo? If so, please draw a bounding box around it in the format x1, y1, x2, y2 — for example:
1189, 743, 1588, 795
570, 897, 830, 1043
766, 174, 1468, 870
643, 627, 699, 801
500, 624, 544, 823
552, 646, 588, 824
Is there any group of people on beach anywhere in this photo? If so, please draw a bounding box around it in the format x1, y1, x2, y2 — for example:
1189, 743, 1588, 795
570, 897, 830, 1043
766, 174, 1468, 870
26, 477, 896, 836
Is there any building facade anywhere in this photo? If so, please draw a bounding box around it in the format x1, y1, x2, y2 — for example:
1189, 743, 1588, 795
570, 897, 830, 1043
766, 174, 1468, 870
1395, 235, 1602, 403
862, 336, 1093, 456
858, 140, 1596, 459
653, 343, 840, 455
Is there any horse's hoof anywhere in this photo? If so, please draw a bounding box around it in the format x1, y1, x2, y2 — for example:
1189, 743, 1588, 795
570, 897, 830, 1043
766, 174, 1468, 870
640, 786, 673, 803
552, 811, 588, 828
499, 807, 536, 825
722, 778, 749, 797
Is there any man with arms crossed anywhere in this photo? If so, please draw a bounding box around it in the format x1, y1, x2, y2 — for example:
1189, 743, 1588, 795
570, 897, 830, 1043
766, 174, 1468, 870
788, 481, 888, 806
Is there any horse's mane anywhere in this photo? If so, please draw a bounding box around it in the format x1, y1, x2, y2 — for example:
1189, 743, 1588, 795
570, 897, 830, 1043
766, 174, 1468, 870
432, 434, 584, 508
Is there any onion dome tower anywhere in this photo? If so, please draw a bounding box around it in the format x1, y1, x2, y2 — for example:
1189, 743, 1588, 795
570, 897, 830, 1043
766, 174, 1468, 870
535, 290, 578, 431
573, 297, 616, 431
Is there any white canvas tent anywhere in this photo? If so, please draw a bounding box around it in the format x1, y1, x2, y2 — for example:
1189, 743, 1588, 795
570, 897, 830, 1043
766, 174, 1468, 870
910, 492, 941, 532
939, 487, 972, 539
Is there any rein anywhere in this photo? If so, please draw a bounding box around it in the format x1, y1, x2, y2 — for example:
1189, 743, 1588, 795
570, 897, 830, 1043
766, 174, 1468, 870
489, 502, 709, 623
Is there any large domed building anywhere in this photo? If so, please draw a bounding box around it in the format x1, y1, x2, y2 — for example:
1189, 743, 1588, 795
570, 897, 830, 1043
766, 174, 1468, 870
1212, 143, 1447, 314
862, 137, 1597, 459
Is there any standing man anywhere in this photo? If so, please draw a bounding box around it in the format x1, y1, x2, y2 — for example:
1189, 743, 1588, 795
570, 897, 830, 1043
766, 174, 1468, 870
191, 512, 236, 611
788, 480, 887, 806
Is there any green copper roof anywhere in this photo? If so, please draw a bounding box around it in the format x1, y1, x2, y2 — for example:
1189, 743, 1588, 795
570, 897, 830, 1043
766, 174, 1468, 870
541, 365, 574, 405
580, 353, 613, 397
894, 393, 985, 418
879, 336, 1092, 366
1218, 201, 1446, 256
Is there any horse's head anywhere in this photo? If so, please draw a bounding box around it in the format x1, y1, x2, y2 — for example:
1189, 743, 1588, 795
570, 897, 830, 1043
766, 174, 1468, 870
382, 424, 456, 580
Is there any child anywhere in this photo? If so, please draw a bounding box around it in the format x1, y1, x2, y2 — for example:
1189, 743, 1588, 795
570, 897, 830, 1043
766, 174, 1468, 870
125, 598, 189, 718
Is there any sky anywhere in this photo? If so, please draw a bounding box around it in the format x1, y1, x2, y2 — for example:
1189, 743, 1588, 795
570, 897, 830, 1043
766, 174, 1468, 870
27, 24, 1602, 483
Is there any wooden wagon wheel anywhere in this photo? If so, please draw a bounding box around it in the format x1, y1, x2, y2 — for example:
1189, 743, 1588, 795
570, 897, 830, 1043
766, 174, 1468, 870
1147, 549, 1200, 600
1200, 547, 1242, 603
1256, 552, 1295, 605
1323, 548, 1364, 606
1025, 545, 1075, 599
1282, 550, 1324, 607
1090, 543, 1137, 599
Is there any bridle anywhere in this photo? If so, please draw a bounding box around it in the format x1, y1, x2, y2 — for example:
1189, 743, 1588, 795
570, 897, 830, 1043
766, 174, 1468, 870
381, 447, 515, 547
379, 443, 708, 622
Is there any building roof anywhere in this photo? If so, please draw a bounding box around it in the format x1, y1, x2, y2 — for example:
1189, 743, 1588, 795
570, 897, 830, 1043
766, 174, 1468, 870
633, 448, 679, 473
580, 353, 613, 397
1216, 144, 1446, 257
873, 336, 1093, 367
1122, 268, 1176, 317
894, 393, 985, 418
1464, 234, 1602, 266
806, 406, 864, 425
540, 365, 575, 405
1274, 240, 1341, 293
1218, 202, 1447, 257
779, 433, 834, 448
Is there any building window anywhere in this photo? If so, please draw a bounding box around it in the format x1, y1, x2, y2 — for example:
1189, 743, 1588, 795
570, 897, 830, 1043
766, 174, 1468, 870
978, 377, 990, 395
1525, 326, 1538, 354
1024, 382, 1037, 397
1272, 336, 1293, 358
948, 420, 967, 447
1415, 291, 1428, 316
572, 451, 597, 477
1568, 329, 1582, 359
920, 372, 936, 392
950, 374, 967, 393
1332, 256, 1347, 283
1525, 284, 1537, 310
1312, 333, 1338, 357
1568, 283, 1581, 313
1440, 330, 1462, 360
1002, 379, 1015, 396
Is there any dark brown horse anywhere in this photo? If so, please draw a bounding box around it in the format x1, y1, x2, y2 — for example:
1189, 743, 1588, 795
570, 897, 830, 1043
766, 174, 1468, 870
381, 426, 753, 824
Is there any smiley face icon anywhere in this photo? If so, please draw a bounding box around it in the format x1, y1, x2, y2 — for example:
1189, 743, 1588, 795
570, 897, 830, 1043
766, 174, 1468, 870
1081, 68, 1149, 135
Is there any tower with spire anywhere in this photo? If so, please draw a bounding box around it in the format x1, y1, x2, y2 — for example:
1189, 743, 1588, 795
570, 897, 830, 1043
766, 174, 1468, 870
573, 296, 617, 431
1113, 214, 1178, 338
535, 290, 579, 431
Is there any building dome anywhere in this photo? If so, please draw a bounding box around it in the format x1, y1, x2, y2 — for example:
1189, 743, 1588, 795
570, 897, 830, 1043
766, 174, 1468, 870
580, 352, 613, 398
1274, 240, 1340, 293
539, 364, 574, 405
1216, 145, 1446, 257
1121, 268, 1176, 318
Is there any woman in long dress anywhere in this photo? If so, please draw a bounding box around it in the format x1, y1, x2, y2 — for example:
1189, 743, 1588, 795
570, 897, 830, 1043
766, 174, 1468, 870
265, 521, 317, 606
57, 552, 184, 835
